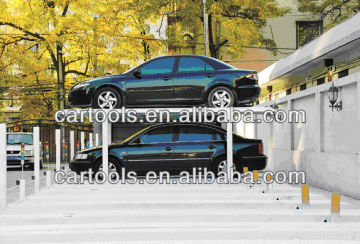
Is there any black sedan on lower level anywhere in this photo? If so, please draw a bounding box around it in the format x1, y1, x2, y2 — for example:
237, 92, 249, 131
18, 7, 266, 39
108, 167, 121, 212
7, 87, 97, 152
68, 55, 260, 109
70, 123, 267, 176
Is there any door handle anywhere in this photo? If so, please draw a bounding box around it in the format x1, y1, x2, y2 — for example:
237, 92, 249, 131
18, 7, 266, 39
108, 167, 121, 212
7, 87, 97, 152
162, 77, 171, 81
165, 146, 172, 151
208, 145, 216, 149
206, 74, 214, 78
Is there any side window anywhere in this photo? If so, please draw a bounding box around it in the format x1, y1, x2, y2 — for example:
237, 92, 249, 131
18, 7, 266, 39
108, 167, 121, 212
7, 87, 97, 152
178, 57, 214, 72
206, 63, 215, 71
178, 126, 223, 142
141, 58, 175, 75
138, 126, 174, 144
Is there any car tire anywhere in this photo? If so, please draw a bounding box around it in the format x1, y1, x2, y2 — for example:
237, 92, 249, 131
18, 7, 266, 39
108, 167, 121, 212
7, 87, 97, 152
212, 156, 243, 176
93, 157, 122, 179
207, 86, 235, 108
93, 87, 122, 109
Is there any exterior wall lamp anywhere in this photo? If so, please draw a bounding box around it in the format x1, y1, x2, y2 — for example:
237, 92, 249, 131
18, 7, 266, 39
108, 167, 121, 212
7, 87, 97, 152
328, 82, 342, 111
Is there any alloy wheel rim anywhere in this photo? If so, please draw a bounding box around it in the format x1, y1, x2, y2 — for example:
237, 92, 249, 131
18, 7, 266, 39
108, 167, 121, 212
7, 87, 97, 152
218, 160, 236, 173
99, 162, 117, 173
212, 90, 231, 108
98, 91, 117, 109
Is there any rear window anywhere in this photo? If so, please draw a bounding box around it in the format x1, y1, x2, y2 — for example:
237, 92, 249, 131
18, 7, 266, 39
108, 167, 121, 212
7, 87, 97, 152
7, 134, 33, 145
178, 57, 214, 72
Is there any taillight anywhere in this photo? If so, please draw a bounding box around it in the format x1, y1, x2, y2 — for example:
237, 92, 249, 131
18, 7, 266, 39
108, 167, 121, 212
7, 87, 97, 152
259, 142, 263, 155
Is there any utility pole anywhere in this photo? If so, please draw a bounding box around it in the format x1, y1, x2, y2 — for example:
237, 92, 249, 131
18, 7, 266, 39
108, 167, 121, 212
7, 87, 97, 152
93, 14, 99, 72
202, 0, 208, 56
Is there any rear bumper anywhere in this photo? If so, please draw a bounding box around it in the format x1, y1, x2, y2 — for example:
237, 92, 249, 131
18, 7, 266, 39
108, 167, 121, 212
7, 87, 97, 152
69, 160, 92, 172
242, 155, 267, 170
234, 85, 261, 104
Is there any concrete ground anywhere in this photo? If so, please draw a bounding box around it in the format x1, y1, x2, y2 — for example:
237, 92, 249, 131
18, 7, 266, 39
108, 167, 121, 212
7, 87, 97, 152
1, 179, 360, 243
6, 167, 51, 205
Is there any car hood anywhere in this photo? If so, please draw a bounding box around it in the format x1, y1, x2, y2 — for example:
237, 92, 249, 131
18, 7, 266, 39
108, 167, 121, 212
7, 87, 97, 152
77, 143, 125, 154
7, 145, 34, 150
85, 74, 128, 85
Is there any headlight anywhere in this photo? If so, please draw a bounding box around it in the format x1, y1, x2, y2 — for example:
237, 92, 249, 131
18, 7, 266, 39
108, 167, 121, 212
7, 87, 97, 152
73, 82, 90, 90
75, 153, 88, 160
246, 73, 258, 80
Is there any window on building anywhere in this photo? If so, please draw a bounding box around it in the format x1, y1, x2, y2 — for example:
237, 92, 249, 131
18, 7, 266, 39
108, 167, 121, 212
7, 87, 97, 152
317, 77, 325, 86
338, 69, 349, 79
300, 84, 307, 91
296, 21, 323, 49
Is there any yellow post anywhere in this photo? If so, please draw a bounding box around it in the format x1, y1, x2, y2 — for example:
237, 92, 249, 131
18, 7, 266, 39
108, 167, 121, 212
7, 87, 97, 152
253, 170, 258, 183
243, 167, 248, 173
331, 193, 340, 216
266, 174, 272, 183
301, 184, 310, 206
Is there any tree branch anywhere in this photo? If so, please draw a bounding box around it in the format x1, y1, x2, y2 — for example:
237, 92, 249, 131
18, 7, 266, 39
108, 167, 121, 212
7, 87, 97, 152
0, 21, 58, 66
65, 70, 90, 77
62, 1, 69, 17
65, 56, 90, 77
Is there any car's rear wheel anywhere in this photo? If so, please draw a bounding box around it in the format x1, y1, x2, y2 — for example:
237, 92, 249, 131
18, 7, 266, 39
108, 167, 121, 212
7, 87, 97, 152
93, 87, 121, 109
212, 156, 242, 176
207, 86, 235, 108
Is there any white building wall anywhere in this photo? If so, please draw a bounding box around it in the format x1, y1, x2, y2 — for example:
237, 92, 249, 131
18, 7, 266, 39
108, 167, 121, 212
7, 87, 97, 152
246, 72, 360, 199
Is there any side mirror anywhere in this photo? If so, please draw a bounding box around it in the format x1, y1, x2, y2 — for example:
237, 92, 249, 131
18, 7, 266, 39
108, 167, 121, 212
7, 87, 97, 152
133, 69, 142, 79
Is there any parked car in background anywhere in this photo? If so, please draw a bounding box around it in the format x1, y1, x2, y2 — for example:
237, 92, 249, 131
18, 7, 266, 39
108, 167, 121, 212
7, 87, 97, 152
68, 55, 260, 109
6, 133, 43, 169
70, 123, 267, 175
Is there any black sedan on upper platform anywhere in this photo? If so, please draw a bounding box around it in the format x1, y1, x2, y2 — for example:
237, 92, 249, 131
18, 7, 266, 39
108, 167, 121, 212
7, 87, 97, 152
69, 123, 267, 175
68, 55, 260, 109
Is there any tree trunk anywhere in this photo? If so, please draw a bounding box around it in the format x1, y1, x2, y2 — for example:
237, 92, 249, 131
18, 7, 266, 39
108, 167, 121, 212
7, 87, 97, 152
57, 45, 65, 111
208, 14, 217, 59
56, 44, 66, 163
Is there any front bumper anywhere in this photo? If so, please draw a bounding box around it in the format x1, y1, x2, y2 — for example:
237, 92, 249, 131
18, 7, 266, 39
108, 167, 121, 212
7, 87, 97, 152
69, 160, 92, 172
7, 156, 34, 166
234, 85, 261, 104
68, 87, 94, 107
242, 155, 267, 171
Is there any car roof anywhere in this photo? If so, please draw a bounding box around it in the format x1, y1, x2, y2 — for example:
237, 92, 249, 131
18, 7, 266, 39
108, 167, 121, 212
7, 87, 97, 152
146, 122, 225, 131
148, 55, 254, 72
155, 54, 208, 58
7, 133, 33, 135
152, 54, 217, 62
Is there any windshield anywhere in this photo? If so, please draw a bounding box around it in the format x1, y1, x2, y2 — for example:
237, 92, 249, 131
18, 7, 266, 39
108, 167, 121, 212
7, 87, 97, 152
7, 134, 33, 145
120, 127, 149, 144
122, 59, 151, 75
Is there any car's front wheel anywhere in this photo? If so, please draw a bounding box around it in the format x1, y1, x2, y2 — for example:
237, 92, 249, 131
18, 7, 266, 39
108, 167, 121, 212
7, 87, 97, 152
93, 87, 122, 109
207, 86, 235, 108
93, 157, 122, 179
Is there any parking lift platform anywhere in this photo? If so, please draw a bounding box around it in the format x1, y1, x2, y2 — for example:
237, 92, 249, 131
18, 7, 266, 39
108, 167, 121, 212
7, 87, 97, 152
2, 107, 360, 243
57, 106, 275, 175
